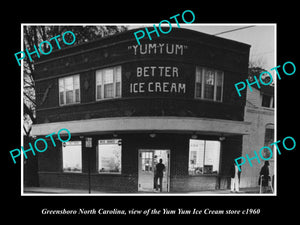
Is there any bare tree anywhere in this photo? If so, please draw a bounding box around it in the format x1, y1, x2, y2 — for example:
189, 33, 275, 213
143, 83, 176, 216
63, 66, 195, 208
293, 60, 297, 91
23, 25, 128, 136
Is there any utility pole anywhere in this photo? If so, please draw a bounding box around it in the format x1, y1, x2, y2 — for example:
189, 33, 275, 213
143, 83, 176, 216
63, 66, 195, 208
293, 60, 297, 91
85, 137, 93, 194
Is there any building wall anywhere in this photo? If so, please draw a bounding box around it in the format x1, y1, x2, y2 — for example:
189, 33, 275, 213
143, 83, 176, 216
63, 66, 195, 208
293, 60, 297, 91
34, 28, 250, 125
32, 28, 251, 192
240, 88, 275, 188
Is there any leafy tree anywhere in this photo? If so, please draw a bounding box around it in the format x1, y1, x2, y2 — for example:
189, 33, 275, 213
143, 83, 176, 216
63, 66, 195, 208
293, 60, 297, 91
23, 25, 127, 136
248, 58, 273, 86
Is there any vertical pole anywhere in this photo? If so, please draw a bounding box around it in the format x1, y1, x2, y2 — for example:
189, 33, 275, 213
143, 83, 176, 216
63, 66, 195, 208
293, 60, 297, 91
88, 149, 91, 194
85, 137, 92, 194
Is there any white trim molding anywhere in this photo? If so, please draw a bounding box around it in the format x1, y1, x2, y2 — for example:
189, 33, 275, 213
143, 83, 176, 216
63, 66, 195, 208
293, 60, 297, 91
31, 116, 251, 136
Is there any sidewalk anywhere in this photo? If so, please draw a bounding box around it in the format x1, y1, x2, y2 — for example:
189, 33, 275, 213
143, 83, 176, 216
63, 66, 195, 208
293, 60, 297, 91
23, 186, 260, 194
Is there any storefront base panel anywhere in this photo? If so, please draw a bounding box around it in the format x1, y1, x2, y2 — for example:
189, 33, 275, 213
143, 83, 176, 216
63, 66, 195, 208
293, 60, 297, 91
170, 176, 219, 192
38, 172, 232, 193
38, 172, 138, 193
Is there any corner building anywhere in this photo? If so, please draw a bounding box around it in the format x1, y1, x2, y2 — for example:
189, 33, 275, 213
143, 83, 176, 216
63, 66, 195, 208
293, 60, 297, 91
31, 28, 251, 193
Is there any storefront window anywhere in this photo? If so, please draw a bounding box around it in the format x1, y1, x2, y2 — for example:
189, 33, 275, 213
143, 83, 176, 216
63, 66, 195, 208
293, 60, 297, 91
195, 67, 223, 101
59, 75, 80, 105
62, 141, 82, 173
98, 139, 122, 174
189, 139, 220, 175
96, 66, 122, 100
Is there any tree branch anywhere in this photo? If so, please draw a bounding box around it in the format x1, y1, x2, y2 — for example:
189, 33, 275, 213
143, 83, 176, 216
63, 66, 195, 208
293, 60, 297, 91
23, 92, 36, 106
23, 103, 36, 123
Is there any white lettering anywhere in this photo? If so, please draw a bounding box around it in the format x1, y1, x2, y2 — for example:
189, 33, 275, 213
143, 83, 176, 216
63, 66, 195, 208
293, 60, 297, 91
148, 43, 157, 54
150, 66, 156, 76
132, 45, 138, 55
137, 67, 142, 77
163, 82, 169, 92
155, 82, 162, 92
148, 82, 154, 92
173, 67, 178, 77
178, 83, 186, 93
143, 66, 149, 77
170, 83, 177, 92
129, 82, 186, 94
165, 67, 171, 77
176, 44, 184, 55
158, 66, 165, 77
129, 43, 187, 55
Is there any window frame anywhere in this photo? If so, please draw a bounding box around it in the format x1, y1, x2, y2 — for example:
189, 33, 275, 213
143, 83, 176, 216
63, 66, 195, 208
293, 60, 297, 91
58, 74, 81, 106
194, 67, 224, 102
188, 139, 221, 176
261, 93, 274, 108
95, 66, 122, 101
97, 139, 122, 175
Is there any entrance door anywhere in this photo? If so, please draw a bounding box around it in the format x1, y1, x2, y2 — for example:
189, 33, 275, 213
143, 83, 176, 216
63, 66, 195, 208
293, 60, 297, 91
138, 149, 170, 192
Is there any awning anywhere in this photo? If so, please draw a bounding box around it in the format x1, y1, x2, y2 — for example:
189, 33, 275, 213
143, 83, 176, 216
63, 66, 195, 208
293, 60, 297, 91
31, 116, 251, 136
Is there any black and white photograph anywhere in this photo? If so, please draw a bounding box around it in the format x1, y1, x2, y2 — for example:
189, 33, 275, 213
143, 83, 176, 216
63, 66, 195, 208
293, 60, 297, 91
21, 23, 276, 195
3, 5, 298, 221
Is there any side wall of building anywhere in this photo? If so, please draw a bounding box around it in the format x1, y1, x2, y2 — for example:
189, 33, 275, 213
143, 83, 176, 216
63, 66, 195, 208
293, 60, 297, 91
240, 88, 275, 188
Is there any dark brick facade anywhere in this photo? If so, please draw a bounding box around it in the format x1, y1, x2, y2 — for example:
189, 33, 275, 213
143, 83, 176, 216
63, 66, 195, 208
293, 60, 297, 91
34, 28, 249, 125
36, 133, 242, 192
31, 27, 250, 192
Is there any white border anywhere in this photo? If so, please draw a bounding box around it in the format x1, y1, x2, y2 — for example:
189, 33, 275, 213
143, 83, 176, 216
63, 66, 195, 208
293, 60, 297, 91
21, 23, 277, 196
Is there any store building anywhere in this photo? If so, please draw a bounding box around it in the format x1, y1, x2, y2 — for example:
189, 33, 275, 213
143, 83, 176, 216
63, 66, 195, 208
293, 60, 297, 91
30, 27, 251, 193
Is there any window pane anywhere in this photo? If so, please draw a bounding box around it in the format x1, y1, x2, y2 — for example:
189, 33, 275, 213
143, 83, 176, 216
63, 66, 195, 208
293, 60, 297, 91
142, 152, 153, 172
59, 79, 64, 92
195, 67, 202, 98
204, 141, 220, 174
195, 83, 202, 98
103, 69, 114, 84
204, 70, 215, 99
216, 71, 223, 101
96, 85, 102, 99
98, 139, 122, 173
262, 94, 271, 107
104, 83, 113, 98
66, 90, 73, 104
96, 71, 103, 85
116, 67, 121, 82
73, 75, 80, 89
65, 76, 73, 91
75, 89, 80, 102
62, 141, 82, 172
59, 92, 65, 105
189, 139, 220, 175
189, 139, 205, 175
116, 82, 121, 97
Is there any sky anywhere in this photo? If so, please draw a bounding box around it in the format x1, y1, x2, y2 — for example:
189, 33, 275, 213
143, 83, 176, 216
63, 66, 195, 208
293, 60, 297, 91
128, 24, 276, 70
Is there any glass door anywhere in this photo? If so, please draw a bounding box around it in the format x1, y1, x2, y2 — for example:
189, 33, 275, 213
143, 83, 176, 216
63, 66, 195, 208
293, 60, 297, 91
138, 151, 154, 192
138, 149, 170, 192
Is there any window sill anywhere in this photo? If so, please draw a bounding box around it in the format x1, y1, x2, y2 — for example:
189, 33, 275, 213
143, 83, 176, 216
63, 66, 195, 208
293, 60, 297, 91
188, 173, 219, 177
194, 98, 223, 103
59, 102, 81, 107
95, 97, 122, 102
97, 172, 122, 175
59, 172, 123, 176
62, 171, 82, 173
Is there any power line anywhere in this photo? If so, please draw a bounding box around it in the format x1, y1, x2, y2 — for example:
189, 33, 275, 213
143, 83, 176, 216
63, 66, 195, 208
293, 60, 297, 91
213, 25, 256, 36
